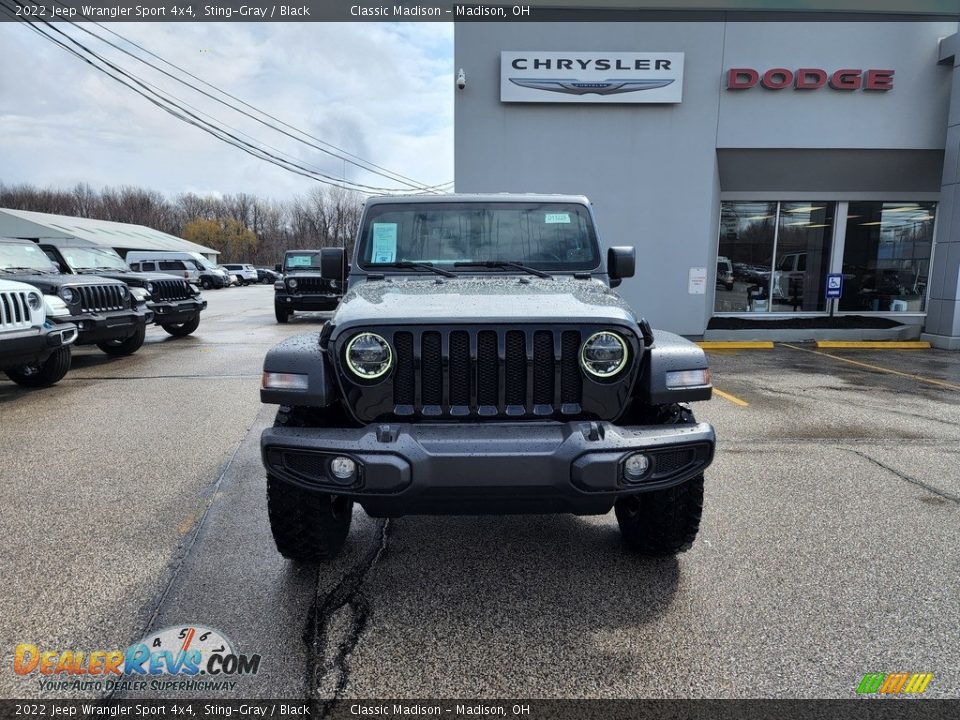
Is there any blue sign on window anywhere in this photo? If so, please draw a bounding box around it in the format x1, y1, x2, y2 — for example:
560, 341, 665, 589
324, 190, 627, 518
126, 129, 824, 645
825, 273, 843, 299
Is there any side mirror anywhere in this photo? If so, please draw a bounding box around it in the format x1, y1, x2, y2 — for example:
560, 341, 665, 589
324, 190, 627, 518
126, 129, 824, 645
607, 246, 635, 287
274, 263, 282, 272
320, 248, 347, 279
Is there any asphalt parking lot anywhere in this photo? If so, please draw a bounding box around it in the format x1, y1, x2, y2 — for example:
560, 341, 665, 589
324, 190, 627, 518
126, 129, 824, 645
1, 285, 958, 701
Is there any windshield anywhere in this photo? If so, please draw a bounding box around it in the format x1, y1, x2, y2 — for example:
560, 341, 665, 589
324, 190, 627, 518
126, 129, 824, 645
57, 246, 128, 271
0, 243, 58, 272
285, 252, 321, 271
357, 202, 601, 272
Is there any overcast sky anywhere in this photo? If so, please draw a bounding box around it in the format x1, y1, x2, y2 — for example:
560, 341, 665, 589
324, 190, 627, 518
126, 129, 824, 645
0, 22, 453, 201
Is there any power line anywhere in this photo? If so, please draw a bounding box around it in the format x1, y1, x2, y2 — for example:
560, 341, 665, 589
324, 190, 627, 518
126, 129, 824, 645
1, 2, 442, 195
49, 0, 452, 193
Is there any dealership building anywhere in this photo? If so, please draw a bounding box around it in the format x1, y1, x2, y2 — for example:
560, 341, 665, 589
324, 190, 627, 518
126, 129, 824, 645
454, 11, 960, 347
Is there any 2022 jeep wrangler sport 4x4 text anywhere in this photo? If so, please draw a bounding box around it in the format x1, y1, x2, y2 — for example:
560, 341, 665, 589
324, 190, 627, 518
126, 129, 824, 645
260, 195, 716, 560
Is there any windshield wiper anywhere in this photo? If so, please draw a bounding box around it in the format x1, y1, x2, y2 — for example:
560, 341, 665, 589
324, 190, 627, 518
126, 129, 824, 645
374, 261, 456, 278
1, 266, 53, 274
453, 260, 553, 279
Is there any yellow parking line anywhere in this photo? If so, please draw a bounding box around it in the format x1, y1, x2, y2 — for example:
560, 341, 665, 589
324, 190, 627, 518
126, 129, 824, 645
781, 343, 960, 391
815, 340, 931, 349
698, 341, 774, 350
713, 388, 750, 407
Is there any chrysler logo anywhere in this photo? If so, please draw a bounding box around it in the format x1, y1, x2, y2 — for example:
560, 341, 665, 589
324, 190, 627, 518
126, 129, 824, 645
508, 78, 675, 96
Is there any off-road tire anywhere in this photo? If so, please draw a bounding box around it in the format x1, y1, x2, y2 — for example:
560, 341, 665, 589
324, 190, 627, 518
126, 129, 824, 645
160, 315, 201, 337
615, 474, 704, 556
275, 306, 291, 324
614, 403, 704, 555
96, 323, 146, 356
267, 406, 353, 562
4, 347, 72, 388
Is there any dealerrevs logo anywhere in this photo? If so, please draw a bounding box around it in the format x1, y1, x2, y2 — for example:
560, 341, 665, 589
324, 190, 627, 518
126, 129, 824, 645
14, 625, 261, 693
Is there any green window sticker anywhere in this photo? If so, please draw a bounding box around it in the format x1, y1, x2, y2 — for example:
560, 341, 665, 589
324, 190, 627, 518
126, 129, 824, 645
371, 223, 398, 263
545, 213, 571, 224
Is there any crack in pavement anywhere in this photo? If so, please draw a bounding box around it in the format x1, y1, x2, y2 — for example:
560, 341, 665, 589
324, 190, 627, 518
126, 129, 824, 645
848, 449, 960, 504
304, 518, 390, 717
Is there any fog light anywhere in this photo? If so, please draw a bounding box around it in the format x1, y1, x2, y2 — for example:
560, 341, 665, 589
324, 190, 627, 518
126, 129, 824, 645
329, 456, 356, 481
623, 453, 650, 482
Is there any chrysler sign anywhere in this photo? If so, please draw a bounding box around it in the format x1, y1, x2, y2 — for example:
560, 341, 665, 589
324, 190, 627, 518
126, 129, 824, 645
500, 52, 684, 104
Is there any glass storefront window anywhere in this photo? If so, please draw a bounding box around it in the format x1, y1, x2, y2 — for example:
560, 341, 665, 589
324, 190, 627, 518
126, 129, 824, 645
839, 202, 935, 313
715, 201, 835, 313
771, 202, 834, 312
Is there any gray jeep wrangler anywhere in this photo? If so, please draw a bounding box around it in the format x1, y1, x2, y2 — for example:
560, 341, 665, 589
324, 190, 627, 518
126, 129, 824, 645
260, 195, 715, 560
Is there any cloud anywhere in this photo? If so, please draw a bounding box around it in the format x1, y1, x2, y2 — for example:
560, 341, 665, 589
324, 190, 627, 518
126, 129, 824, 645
0, 21, 453, 200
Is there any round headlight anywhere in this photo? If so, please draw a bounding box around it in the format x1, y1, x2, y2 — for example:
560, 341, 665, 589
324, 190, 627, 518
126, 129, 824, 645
287, 278, 298, 289
117, 285, 128, 298
145, 282, 154, 293
59, 287, 75, 303
27, 293, 41, 310
580, 331, 628, 378
345, 332, 392, 380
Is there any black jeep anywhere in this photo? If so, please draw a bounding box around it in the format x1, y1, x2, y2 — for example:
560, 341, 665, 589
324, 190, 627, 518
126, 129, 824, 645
274, 248, 345, 323
0, 238, 151, 356
260, 195, 715, 560
40, 240, 207, 337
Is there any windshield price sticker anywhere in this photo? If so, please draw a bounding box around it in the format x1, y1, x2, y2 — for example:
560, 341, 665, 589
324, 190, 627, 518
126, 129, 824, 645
372, 223, 398, 263
287, 255, 313, 267
545, 213, 571, 224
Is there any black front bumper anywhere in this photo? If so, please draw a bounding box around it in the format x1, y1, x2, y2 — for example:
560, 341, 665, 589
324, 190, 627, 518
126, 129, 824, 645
262, 420, 715, 516
57, 308, 150, 344
0, 324, 78, 369
149, 298, 206, 325
275, 293, 340, 311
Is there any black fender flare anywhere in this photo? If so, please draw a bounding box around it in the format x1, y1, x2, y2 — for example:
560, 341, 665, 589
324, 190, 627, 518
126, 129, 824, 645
260, 332, 337, 407
638, 330, 713, 405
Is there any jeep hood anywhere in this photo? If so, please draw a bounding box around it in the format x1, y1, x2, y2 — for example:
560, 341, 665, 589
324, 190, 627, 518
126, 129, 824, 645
331, 276, 637, 331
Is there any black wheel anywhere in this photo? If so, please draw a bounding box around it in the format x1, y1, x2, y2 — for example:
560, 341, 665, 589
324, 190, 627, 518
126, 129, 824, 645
615, 474, 704, 556
614, 403, 704, 555
267, 406, 353, 562
4, 347, 72, 388
200, 277, 213, 290
160, 315, 201, 337
275, 306, 291, 323
96, 323, 146, 356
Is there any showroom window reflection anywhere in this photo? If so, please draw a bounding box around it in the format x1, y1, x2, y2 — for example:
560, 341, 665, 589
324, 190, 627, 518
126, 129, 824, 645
715, 202, 835, 313
840, 202, 935, 313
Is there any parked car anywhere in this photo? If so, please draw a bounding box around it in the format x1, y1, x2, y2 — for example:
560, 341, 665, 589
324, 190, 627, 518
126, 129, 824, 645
41, 240, 206, 338
257, 267, 281, 284
1, 238, 150, 356
222, 264, 259, 285
259, 194, 715, 562
219, 267, 240, 287
126, 251, 228, 290
273, 248, 345, 323
0, 278, 78, 387
716, 256, 734, 291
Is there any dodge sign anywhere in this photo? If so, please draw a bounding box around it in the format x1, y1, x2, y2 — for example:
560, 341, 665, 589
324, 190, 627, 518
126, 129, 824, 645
501, 52, 685, 104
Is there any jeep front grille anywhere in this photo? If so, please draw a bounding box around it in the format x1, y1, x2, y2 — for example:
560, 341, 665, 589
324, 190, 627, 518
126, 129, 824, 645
151, 279, 191, 301
77, 284, 125, 312
295, 277, 335, 293
0, 289, 34, 330
389, 327, 585, 419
